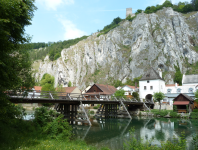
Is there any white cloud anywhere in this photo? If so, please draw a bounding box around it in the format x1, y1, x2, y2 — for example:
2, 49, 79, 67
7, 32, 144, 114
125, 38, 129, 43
37, 0, 74, 10
58, 18, 87, 40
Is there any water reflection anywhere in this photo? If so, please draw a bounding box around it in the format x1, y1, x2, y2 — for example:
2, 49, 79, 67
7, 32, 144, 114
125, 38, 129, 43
72, 117, 198, 150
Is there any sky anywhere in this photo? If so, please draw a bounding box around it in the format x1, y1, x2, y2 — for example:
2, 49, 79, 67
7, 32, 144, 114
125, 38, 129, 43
25, 0, 191, 43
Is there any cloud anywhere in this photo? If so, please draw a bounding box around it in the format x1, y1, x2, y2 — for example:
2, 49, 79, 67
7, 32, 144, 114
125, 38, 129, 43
37, 0, 74, 10
58, 18, 87, 40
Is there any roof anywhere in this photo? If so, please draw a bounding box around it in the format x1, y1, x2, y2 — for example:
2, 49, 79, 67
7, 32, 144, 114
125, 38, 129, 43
183, 74, 198, 84
173, 101, 189, 105
173, 93, 194, 102
166, 84, 179, 87
56, 87, 77, 93
139, 67, 164, 81
95, 84, 117, 95
34, 86, 42, 91
124, 85, 139, 89
85, 84, 117, 95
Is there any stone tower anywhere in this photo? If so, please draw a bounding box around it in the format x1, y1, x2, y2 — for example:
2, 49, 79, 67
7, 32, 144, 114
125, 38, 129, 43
126, 8, 132, 18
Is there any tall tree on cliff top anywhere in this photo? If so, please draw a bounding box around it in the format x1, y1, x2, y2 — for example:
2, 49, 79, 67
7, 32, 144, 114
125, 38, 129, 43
0, 0, 37, 122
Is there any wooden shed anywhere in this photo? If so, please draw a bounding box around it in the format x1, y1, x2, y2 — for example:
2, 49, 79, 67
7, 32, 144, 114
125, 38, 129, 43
173, 93, 194, 113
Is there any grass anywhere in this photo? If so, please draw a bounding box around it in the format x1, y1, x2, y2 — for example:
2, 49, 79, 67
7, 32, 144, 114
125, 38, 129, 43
0, 119, 108, 150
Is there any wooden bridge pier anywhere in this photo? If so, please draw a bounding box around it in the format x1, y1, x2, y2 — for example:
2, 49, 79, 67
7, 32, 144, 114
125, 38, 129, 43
96, 104, 119, 118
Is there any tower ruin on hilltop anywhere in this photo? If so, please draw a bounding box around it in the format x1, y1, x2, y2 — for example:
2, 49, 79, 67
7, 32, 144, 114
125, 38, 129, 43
126, 8, 135, 18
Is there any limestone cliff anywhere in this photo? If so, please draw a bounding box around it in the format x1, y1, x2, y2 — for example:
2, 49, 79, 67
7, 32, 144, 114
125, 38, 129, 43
33, 8, 198, 89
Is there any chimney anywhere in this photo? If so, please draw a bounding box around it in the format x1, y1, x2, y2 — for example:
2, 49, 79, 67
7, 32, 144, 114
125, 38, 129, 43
158, 68, 162, 78
175, 83, 177, 87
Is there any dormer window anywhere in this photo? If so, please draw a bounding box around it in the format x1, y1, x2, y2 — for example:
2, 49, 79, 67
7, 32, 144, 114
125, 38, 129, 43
177, 88, 182, 93
167, 89, 172, 93
146, 74, 150, 77
189, 88, 193, 93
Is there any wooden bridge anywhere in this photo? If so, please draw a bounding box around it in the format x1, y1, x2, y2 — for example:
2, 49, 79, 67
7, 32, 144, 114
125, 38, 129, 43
7, 90, 154, 126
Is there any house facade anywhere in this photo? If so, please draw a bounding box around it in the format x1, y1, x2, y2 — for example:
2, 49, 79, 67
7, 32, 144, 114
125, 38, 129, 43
121, 85, 138, 98
139, 68, 165, 102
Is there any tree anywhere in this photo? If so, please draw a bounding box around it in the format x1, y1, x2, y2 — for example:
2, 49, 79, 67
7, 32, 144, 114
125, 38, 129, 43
68, 81, 72, 87
194, 90, 198, 102
174, 65, 182, 85
113, 89, 126, 99
162, 0, 173, 7
0, 0, 37, 122
191, 0, 198, 11
153, 92, 165, 111
132, 92, 140, 101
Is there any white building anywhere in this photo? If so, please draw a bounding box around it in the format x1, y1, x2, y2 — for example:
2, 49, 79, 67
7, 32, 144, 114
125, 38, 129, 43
139, 68, 165, 102
121, 85, 137, 96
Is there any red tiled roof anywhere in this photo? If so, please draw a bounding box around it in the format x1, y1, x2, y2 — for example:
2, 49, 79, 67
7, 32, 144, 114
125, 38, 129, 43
34, 86, 42, 91
173, 101, 189, 105
95, 84, 117, 95
126, 85, 139, 89
166, 84, 179, 87
56, 87, 77, 93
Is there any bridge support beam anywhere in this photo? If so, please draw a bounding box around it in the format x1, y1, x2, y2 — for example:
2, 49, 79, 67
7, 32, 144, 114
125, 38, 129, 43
96, 104, 118, 118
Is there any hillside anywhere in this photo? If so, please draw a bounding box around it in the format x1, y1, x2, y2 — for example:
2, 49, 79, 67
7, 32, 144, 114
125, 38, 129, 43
33, 7, 198, 89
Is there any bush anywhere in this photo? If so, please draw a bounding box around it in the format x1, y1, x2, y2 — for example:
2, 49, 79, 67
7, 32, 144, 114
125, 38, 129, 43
43, 114, 72, 140
90, 111, 94, 114
190, 112, 198, 119
193, 109, 198, 112
154, 110, 168, 117
170, 111, 180, 118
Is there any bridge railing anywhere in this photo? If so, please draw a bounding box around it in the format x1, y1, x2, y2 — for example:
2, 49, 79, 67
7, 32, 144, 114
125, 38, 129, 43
7, 90, 154, 104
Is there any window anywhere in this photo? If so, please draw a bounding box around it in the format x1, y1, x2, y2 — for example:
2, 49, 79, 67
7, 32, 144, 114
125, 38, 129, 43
167, 89, 172, 93
146, 74, 150, 77
144, 86, 147, 90
147, 80, 149, 83
177, 88, 181, 93
189, 88, 193, 93
150, 86, 153, 90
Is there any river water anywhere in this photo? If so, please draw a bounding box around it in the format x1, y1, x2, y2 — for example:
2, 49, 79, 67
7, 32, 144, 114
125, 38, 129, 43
24, 111, 198, 150
72, 117, 198, 150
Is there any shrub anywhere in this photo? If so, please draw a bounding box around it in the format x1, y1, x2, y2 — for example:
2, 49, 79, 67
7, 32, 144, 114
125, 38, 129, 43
190, 112, 198, 119
90, 111, 94, 114
170, 111, 180, 118
155, 110, 168, 117
43, 114, 72, 140
193, 109, 198, 112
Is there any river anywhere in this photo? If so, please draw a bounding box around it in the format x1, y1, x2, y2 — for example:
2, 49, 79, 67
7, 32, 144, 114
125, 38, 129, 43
72, 117, 198, 150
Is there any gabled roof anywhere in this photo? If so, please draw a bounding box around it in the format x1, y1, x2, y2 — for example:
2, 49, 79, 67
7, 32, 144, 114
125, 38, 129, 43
183, 74, 198, 84
173, 93, 194, 102
139, 67, 164, 81
85, 84, 117, 95
56, 87, 77, 93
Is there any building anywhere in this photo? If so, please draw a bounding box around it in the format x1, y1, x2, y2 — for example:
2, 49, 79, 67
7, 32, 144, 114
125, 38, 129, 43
121, 85, 138, 98
139, 68, 165, 102
172, 93, 194, 113
84, 84, 117, 100
56, 86, 81, 100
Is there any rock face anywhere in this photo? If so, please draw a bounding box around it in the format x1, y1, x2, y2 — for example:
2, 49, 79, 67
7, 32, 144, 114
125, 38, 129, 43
34, 8, 198, 89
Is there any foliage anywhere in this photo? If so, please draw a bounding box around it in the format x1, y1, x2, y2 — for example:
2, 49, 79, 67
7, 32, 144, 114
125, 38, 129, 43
126, 15, 136, 22
173, 105, 177, 112
97, 17, 122, 37
153, 92, 165, 111
170, 111, 180, 118
34, 106, 58, 127
68, 81, 72, 87
113, 89, 126, 99
135, 9, 143, 15
90, 110, 95, 114
113, 79, 123, 88
93, 104, 100, 109
174, 65, 182, 85
190, 112, 198, 119
194, 90, 198, 102
192, 133, 198, 150
193, 109, 198, 112
132, 92, 140, 101
124, 76, 142, 87
155, 110, 169, 117
186, 105, 189, 113
124, 127, 186, 150
43, 114, 72, 140
0, 0, 36, 123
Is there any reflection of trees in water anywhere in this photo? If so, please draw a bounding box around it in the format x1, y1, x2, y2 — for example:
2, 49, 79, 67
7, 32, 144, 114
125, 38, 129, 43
72, 118, 198, 150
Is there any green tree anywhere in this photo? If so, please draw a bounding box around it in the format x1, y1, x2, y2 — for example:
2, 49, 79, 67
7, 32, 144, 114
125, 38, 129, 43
68, 81, 72, 87
153, 92, 165, 111
113, 89, 126, 99
132, 92, 140, 101
162, 0, 173, 7
0, 0, 36, 122
174, 65, 183, 85
194, 90, 198, 103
